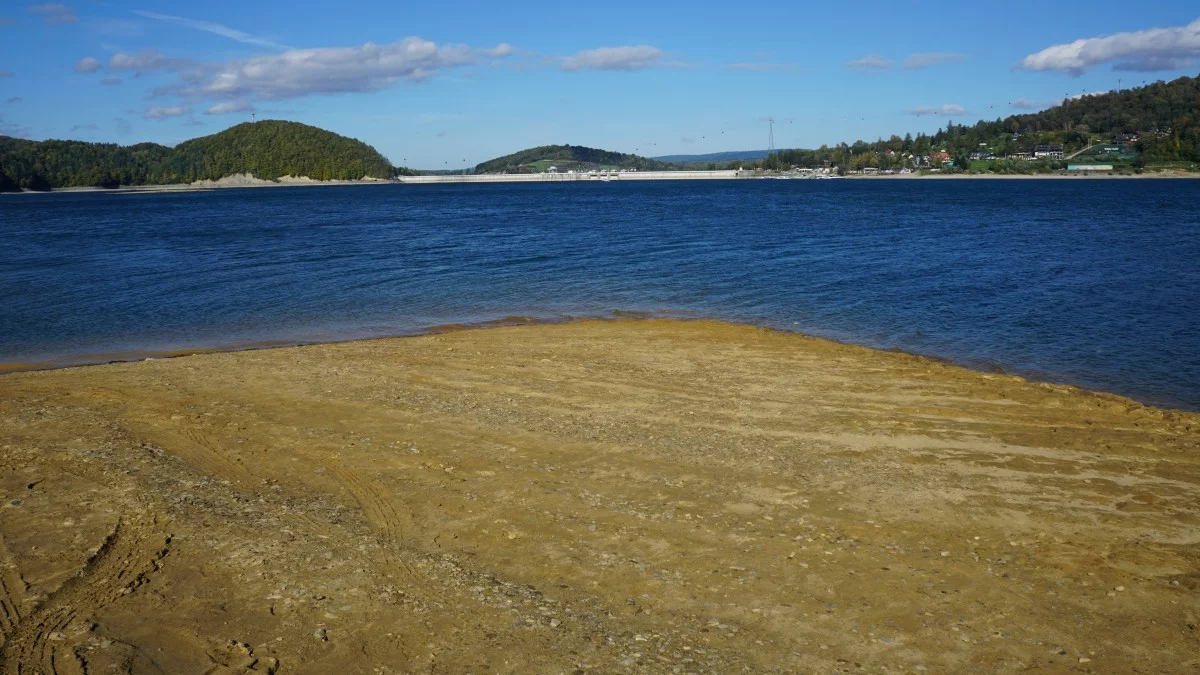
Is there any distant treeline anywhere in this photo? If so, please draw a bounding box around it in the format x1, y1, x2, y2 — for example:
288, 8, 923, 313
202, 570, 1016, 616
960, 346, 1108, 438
0, 120, 403, 190
758, 73, 1200, 172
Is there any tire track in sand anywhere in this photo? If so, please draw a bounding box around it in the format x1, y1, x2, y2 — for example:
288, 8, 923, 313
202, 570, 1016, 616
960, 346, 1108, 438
329, 467, 446, 601
0, 534, 28, 637
0, 515, 172, 675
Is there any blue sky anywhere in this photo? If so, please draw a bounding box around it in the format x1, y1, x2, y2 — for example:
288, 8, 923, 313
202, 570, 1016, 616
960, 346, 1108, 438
1, 1, 1198, 168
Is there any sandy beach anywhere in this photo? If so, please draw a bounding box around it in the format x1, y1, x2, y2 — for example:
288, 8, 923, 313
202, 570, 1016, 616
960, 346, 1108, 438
1, 319, 1197, 673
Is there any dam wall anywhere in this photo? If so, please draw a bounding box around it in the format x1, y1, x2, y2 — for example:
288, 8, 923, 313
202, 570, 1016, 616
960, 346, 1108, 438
397, 170, 749, 184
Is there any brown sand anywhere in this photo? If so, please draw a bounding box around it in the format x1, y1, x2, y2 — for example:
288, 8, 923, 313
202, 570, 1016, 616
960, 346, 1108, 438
1, 319, 1197, 673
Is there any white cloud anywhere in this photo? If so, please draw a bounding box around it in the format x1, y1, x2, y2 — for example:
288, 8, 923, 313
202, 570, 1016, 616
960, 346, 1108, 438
109, 48, 174, 72
189, 38, 486, 100
1020, 17, 1200, 75
1009, 98, 1042, 110
74, 56, 100, 73
1067, 90, 1111, 100
132, 10, 290, 50
484, 43, 513, 58
907, 104, 969, 116
28, 3, 77, 25
902, 52, 967, 70
846, 54, 893, 71
205, 100, 253, 115
560, 45, 662, 71
144, 105, 191, 120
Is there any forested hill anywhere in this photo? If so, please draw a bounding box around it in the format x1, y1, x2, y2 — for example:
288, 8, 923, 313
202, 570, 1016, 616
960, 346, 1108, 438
0, 120, 394, 190
475, 145, 670, 174
762, 73, 1200, 171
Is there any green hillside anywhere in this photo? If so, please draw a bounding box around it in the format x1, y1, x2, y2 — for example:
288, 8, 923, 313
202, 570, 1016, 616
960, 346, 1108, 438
475, 144, 671, 174
761, 73, 1200, 173
0, 120, 395, 189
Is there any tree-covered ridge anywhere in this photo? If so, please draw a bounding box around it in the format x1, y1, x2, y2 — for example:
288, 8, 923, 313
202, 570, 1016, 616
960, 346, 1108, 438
0, 120, 395, 189
761, 73, 1200, 172
474, 144, 671, 174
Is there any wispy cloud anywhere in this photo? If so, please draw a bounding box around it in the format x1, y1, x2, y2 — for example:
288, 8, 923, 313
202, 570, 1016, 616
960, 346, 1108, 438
114, 117, 131, 136
101, 77, 122, 86
0, 17, 17, 26
1009, 97, 1045, 110
483, 43, 513, 58
108, 48, 180, 73
144, 105, 191, 120
1020, 17, 1200, 75
907, 104, 969, 116
0, 70, 13, 77
902, 52, 967, 70
132, 10, 291, 50
560, 45, 663, 71
28, 3, 76, 24
74, 56, 100, 73
0, 115, 32, 138
70, 123, 98, 132
846, 54, 893, 71
6, 97, 20, 104
205, 100, 253, 115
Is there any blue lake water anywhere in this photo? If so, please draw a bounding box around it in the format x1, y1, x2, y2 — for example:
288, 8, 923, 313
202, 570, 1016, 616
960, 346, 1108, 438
1, 179, 1198, 410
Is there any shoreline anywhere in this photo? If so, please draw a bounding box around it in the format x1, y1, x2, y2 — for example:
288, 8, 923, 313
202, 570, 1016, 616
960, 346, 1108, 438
2, 314, 1193, 414
3, 169, 1198, 194
2, 318, 1197, 672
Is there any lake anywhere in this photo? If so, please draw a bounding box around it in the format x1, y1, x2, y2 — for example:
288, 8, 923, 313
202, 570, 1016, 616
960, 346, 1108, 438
2, 179, 1198, 410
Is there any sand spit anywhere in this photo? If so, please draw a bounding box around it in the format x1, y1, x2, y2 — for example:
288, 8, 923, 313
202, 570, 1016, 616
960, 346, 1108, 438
0, 319, 1197, 673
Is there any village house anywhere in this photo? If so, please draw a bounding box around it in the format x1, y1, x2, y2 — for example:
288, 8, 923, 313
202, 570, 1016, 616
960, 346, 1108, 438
1033, 144, 1064, 159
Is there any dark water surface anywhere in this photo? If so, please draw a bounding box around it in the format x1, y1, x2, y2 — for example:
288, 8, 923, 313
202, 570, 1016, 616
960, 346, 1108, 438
2, 179, 1198, 410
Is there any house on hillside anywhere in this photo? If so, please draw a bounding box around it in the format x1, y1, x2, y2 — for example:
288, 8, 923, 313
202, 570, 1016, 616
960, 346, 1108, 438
1114, 133, 1140, 144
930, 151, 953, 165
1033, 144, 1064, 159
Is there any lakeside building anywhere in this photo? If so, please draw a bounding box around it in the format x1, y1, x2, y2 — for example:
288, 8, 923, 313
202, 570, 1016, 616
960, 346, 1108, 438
1068, 164, 1114, 171
1033, 144, 1065, 159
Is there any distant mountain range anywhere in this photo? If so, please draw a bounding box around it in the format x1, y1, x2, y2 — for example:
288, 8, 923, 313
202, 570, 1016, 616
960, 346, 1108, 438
652, 150, 770, 163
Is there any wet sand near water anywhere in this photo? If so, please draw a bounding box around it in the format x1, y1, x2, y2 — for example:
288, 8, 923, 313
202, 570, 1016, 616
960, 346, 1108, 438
1, 319, 1197, 673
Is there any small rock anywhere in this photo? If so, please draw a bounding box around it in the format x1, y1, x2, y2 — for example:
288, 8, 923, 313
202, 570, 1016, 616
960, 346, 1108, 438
549, 618, 561, 628
314, 628, 327, 641
1079, 657, 1092, 663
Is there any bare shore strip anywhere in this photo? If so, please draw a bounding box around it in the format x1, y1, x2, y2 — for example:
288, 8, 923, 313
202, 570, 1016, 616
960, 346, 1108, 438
1, 319, 1196, 673
8, 168, 1198, 195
